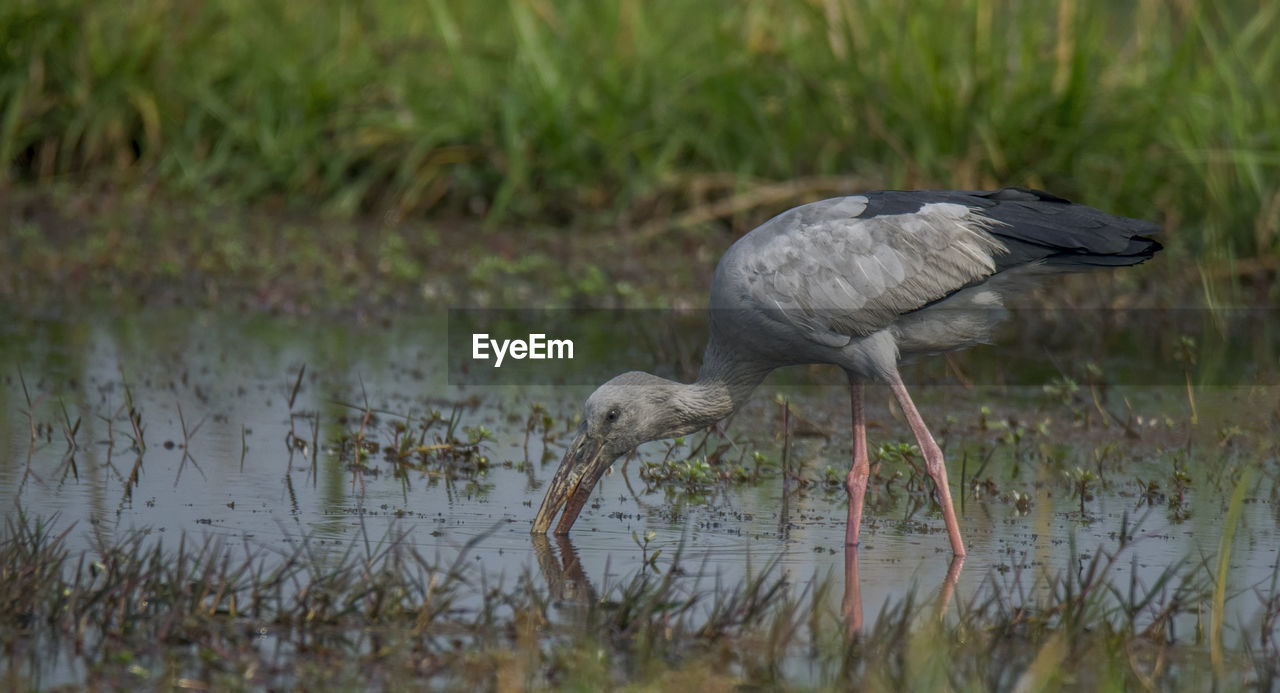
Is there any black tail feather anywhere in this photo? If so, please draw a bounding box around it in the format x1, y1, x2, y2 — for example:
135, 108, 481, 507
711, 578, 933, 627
974, 188, 1163, 271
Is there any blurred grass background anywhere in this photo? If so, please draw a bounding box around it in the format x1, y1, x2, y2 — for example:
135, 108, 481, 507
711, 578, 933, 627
1, 0, 1277, 263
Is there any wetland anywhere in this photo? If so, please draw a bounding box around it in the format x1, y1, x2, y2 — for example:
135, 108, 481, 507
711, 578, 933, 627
4, 0, 1280, 688
3, 293, 1277, 689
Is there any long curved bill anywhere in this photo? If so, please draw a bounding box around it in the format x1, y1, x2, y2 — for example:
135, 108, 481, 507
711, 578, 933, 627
532, 426, 608, 535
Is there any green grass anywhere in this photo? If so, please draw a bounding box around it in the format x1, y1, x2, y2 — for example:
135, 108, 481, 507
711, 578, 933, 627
2, 0, 1278, 260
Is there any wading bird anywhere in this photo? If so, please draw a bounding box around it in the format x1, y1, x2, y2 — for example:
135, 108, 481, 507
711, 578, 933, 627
533, 188, 1160, 556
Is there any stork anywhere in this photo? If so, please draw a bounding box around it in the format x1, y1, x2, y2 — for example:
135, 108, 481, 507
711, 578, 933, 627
533, 188, 1161, 556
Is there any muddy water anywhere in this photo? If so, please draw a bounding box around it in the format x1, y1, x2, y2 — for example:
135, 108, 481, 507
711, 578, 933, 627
2, 309, 1278, 671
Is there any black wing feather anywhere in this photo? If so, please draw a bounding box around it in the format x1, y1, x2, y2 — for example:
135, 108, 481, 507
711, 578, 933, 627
968, 188, 1161, 270
860, 187, 1162, 271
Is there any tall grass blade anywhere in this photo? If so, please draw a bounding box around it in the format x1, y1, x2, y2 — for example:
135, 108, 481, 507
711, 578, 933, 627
1211, 464, 1253, 673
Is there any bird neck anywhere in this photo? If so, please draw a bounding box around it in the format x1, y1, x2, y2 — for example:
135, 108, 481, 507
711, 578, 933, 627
672, 338, 770, 431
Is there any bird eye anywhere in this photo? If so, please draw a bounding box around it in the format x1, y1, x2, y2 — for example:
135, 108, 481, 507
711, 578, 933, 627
605, 408, 620, 424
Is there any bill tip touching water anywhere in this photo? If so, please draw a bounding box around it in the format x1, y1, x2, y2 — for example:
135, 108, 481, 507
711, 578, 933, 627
533, 187, 1161, 554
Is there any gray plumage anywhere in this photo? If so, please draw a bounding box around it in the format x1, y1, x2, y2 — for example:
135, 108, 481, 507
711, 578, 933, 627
709, 187, 1160, 380
533, 187, 1161, 555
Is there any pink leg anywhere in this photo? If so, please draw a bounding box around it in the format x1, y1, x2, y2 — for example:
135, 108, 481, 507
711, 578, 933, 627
886, 371, 967, 557
844, 375, 870, 547
842, 543, 863, 638
935, 556, 965, 622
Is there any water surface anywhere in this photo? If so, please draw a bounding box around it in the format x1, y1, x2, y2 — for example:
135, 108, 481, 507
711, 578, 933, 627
2, 307, 1278, 684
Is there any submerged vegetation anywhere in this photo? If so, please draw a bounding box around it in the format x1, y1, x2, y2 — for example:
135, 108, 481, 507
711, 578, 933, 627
3, 507, 1279, 690
3, 313, 1276, 689
3, 0, 1279, 261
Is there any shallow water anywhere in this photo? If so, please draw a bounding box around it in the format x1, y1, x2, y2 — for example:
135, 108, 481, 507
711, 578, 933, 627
2, 307, 1278, 684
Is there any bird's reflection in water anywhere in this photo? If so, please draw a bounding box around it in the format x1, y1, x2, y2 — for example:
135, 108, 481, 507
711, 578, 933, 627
534, 534, 964, 643
531, 533, 597, 605
842, 546, 965, 640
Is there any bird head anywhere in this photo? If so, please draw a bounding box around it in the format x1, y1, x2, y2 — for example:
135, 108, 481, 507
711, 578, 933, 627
532, 371, 678, 535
